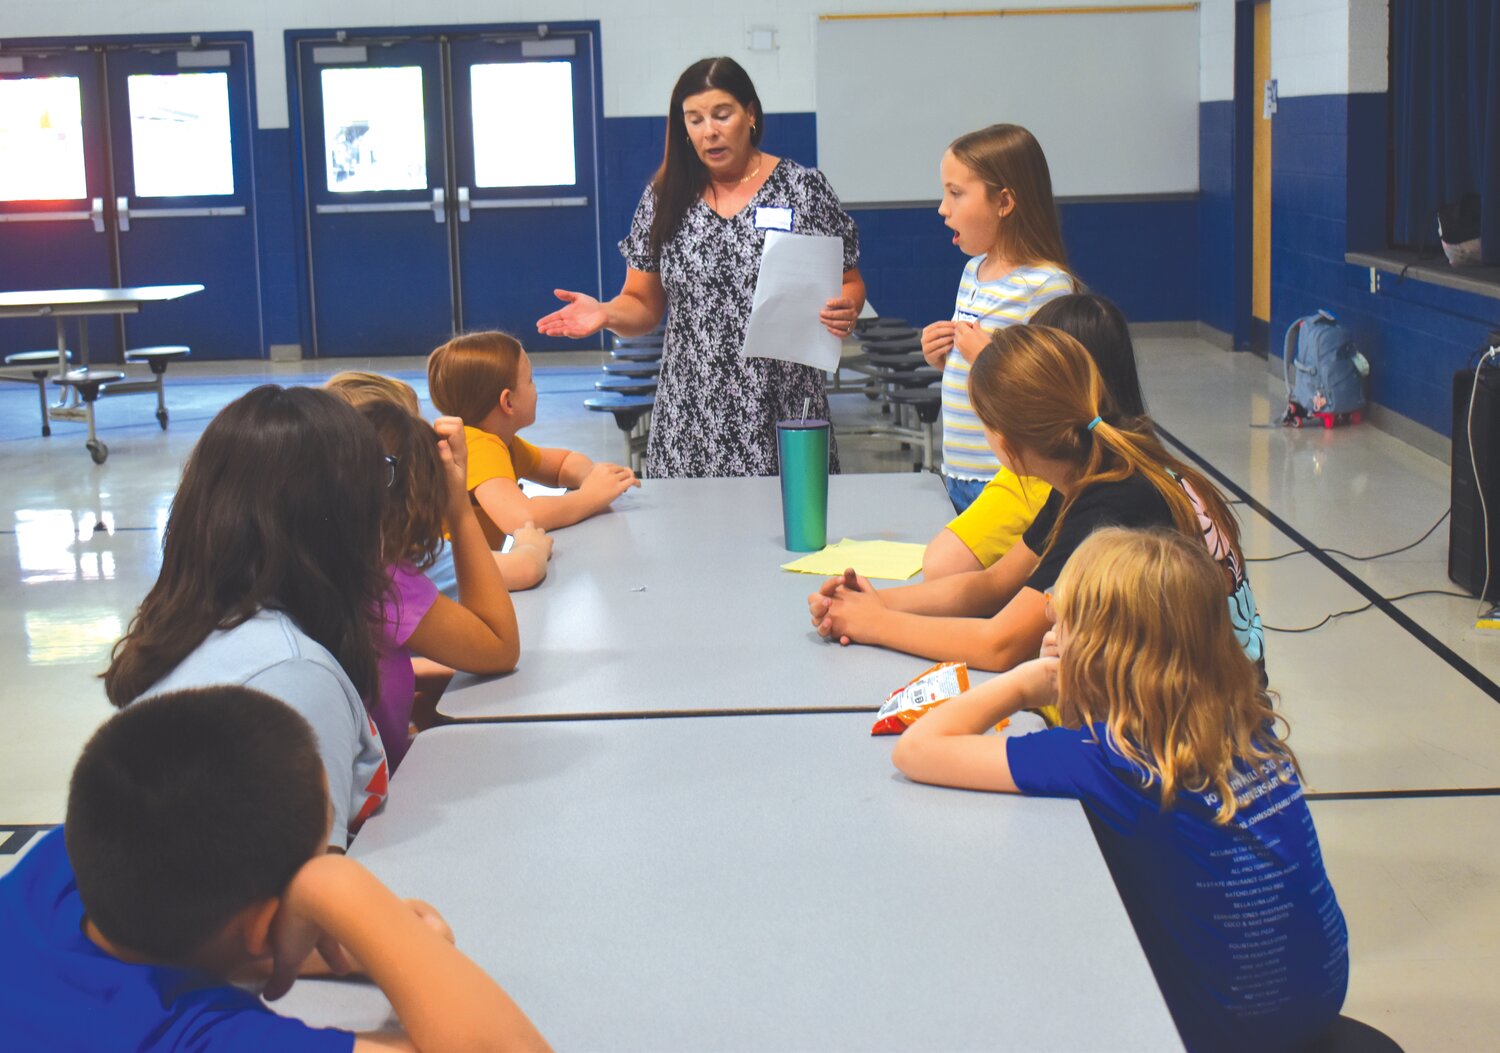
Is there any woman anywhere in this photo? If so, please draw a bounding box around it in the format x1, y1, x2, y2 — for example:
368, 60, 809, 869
537, 57, 865, 478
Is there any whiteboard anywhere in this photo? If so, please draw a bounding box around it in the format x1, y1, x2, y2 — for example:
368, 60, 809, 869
815, 7, 1200, 203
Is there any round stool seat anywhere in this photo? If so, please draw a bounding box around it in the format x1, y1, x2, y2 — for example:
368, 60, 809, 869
886, 388, 942, 423
613, 334, 665, 349
56, 369, 126, 398
889, 366, 941, 388
860, 316, 908, 329
596, 377, 658, 396
864, 351, 918, 372
861, 336, 921, 353
585, 394, 655, 431
602, 361, 660, 378
611, 348, 663, 363
5, 349, 72, 367
124, 346, 190, 372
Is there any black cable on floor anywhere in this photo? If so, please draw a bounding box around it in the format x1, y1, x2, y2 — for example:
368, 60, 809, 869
1265, 589, 1474, 634
1248, 509, 1451, 563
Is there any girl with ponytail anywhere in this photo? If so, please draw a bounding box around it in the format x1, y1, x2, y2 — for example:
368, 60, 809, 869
808, 325, 1263, 676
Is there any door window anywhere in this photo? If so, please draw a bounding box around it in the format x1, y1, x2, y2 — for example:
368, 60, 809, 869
0, 77, 87, 201
126, 72, 234, 197
320, 65, 429, 192
470, 61, 576, 188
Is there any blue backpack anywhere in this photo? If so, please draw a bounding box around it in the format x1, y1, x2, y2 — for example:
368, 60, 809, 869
1281, 311, 1369, 426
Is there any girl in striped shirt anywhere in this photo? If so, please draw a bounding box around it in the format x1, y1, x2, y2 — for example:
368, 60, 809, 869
922, 124, 1075, 579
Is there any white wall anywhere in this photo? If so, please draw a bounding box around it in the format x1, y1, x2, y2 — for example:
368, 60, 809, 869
1272, 0, 1387, 97
1, 0, 1187, 128
1199, 0, 1235, 102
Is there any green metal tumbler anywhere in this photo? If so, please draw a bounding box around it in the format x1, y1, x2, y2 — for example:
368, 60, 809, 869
777, 418, 830, 552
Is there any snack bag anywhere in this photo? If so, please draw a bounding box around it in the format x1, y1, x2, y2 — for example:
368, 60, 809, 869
871, 662, 970, 735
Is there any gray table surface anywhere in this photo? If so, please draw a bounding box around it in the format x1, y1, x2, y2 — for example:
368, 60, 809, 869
437, 473, 962, 720
0, 284, 204, 316
275, 716, 1183, 1051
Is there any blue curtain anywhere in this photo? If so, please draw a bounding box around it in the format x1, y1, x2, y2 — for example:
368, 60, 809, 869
1391, 0, 1500, 264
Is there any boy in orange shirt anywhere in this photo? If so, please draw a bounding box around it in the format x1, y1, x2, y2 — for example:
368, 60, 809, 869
427, 332, 638, 547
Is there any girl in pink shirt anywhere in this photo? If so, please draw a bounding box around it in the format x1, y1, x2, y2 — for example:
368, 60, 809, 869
356, 397, 532, 766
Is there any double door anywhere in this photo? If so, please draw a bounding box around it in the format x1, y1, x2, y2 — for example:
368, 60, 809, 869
0, 39, 260, 359
296, 28, 602, 356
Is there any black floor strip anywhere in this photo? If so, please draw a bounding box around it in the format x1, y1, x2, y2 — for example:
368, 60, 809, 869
1155, 423, 1500, 707
0, 825, 57, 854
1306, 787, 1500, 801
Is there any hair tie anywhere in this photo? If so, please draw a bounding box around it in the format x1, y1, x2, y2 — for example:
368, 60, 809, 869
1086, 415, 1102, 432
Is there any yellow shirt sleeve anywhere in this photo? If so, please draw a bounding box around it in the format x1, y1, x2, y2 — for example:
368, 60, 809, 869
509, 436, 543, 482
464, 426, 518, 491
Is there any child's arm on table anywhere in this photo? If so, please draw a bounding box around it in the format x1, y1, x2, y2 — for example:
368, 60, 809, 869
267, 854, 550, 1053
493, 521, 551, 591
406, 421, 521, 674
814, 581, 1050, 672
808, 539, 1038, 624
529, 444, 640, 495
891, 657, 1059, 792
473, 463, 638, 533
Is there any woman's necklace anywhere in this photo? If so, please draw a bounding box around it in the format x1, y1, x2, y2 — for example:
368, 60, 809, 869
709, 152, 763, 212
736, 152, 763, 185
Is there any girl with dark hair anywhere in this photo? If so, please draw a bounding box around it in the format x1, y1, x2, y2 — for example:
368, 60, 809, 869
350, 397, 522, 768
923, 292, 1148, 578
104, 385, 392, 848
808, 325, 1263, 683
537, 56, 865, 478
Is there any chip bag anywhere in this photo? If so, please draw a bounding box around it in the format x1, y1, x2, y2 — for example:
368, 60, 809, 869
871, 662, 970, 735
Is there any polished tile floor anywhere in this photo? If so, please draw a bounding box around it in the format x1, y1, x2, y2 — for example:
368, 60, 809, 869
1, 339, 1495, 1049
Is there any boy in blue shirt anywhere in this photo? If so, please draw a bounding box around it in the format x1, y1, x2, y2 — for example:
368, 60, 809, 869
0, 686, 549, 1052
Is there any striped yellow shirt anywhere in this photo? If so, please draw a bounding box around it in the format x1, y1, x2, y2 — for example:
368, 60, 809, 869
941, 257, 1073, 478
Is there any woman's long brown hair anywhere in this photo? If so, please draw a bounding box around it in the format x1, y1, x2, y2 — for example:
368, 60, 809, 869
969, 324, 1243, 565
648, 56, 764, 259
1053, 528, 1294, 824
103, 386, 387, 706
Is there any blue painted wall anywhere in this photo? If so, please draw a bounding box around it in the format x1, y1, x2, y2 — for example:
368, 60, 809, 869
600, 111, 1199, 328
1199, 99, 1237, 338
253, 128, 303, 349
1267, 93, 1500, 437
254, 108, 1205, 359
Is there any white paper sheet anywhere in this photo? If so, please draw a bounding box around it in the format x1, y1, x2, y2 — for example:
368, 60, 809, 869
740, 231, 843, 373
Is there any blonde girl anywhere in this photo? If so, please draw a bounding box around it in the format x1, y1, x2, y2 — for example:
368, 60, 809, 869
922, 124, 1074, 576
809, 325, 1263, 674
325, 371, 552, 591
891, 528, 1346, 1053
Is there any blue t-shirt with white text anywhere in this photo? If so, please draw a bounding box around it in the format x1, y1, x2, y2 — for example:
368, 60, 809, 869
0, 828, 352, 1053
1007, 724, 1347, 1053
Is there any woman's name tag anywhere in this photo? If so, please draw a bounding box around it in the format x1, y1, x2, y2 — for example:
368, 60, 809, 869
955, 310, 981, 324
754, 206, 794, 231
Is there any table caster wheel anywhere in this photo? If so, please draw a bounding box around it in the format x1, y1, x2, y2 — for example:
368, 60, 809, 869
156, 408, 169, 430
87, 439, 108, 464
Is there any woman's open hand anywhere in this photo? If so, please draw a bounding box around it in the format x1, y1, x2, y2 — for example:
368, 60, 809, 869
537, 290, 608, 339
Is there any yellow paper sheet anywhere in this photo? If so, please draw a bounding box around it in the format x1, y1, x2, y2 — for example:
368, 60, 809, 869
780, 537, 926, 581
